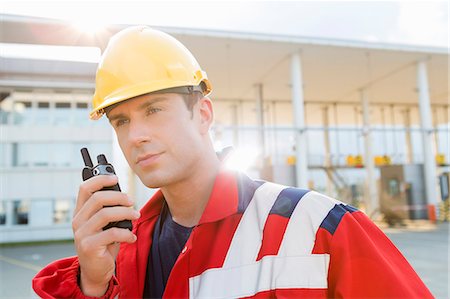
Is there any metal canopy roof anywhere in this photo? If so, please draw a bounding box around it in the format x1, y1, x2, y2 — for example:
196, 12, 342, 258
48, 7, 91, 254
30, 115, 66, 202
1, 14, 448, 107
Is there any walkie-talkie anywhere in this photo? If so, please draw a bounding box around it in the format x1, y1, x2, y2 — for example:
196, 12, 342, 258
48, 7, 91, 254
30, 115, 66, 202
81, 148, 133, 231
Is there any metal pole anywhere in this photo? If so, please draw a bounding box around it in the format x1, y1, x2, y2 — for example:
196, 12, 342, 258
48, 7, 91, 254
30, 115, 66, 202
361, 89, 378, 217
445, 105, 449, 161
231, 103, 239, 147
291, 52, 308, 188
333, 103, 340, 165
381, 106, 388, 155
390, 105, 398, 161
432, 107, 439, 155
402, 108, 413, 163
417, 60, 438, 214
255, 84, 266, 159
322, 106, 333, 195
272, 101, 279, 164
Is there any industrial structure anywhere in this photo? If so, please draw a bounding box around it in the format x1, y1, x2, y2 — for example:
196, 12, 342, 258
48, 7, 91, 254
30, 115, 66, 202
0, 14, 448, 243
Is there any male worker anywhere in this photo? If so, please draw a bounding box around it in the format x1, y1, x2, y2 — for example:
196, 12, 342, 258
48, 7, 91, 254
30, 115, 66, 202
33, 26, 432, 298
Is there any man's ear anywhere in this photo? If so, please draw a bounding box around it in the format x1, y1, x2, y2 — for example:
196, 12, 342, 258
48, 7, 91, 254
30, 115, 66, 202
197, 97, 214, 135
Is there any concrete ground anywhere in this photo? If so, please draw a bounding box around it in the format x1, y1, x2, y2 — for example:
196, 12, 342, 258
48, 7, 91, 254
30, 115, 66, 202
0, 223, 448, 298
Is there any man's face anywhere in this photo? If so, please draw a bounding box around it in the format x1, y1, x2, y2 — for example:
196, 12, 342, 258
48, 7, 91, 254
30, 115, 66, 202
107, 93, 209, 188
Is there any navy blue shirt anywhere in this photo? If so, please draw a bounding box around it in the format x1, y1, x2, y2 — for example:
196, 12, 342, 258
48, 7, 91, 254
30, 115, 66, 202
143, 204, 193, 299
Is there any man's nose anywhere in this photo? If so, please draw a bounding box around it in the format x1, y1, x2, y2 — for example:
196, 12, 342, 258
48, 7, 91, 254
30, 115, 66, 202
128, 120, 151, 146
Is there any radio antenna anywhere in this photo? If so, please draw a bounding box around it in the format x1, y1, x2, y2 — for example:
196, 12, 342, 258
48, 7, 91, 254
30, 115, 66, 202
81, 148, 94, 167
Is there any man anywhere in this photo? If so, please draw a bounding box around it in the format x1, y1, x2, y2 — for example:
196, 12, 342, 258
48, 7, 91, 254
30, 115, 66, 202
33, 26, 432, 298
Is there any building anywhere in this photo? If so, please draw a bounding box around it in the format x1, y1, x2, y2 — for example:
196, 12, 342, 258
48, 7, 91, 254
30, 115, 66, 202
0, 14, 448, 243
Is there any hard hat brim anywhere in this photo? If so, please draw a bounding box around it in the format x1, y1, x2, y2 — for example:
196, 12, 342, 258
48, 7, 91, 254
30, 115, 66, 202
90, 79, 212, 120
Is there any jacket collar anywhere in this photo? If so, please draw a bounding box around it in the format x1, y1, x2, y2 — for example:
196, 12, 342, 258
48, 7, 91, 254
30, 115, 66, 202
136, 168, 239, 227
198, 169, 239, 224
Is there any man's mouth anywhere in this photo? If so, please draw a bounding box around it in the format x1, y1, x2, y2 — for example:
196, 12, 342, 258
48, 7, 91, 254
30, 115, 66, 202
136, 153, 163, 167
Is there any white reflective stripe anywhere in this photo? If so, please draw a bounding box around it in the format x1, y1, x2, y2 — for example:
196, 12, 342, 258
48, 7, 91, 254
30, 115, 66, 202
222, 182, 287, 268
278, 191, 341, 256
189, 254, 329, 299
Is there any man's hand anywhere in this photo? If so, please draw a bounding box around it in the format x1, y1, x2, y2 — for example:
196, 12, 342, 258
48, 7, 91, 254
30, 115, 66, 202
72, 175, 140, 297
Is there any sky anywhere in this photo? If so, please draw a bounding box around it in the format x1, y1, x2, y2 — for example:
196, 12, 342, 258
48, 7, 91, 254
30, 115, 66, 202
1, 0, 449, 49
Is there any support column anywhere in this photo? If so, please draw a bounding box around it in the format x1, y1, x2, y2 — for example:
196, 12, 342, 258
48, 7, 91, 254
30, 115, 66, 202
417, 60, 438, 216
291, 53, 308, 188
231, 103, 239, 147
432, 108, 439, 156
322, 106, 333, 195
402, 108, 413, 164
255, 84, 266, 159
361, 90, 378, 217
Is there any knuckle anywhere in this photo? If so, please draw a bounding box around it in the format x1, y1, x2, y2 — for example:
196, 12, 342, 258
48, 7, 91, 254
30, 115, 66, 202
96, 206, 108, 218
79, 238, 91, 252
78, 182, 89, 195
95, 208, 110, 224
89, 192, 101, 206
73, 230, 82, 244
121, 193, 130, 204
72, 218, 78, 231
109, 228, 122, 240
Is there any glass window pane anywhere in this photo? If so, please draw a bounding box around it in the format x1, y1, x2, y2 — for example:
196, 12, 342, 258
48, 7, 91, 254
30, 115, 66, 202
52, 143, 72, 167
35, 102, 51, 125
74, 102, 90, 126
54, 102, 72, 125
16, 143, 50, 167
0, 143, 8, 167
38, 102, 49, 108
54, 199, 71, 224
0, 202, 6, 225
76, 102, 88, 109
12, 101, 33, 125
13, 200, 29, 225
16, 143, 30, 166
0, 96, 14, 124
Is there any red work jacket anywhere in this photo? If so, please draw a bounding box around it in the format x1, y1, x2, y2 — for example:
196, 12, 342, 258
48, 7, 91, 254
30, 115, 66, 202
33, 170, 433, 298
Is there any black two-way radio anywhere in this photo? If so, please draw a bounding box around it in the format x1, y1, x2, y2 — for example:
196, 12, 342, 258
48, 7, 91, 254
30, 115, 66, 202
81, 148, 133, 231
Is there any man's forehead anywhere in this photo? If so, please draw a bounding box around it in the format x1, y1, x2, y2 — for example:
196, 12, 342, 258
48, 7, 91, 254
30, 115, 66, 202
105, 93, 182, 116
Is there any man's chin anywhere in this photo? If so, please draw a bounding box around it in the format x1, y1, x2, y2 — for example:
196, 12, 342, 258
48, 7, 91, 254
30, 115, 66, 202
136, 173, 166, 189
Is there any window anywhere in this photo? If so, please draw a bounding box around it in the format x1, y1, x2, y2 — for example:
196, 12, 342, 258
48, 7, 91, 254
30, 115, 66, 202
0, 96, 13, 124
54, 199, 71, 224
52, 143, 72, 167
35, 102, 51, 125
15, 143, 50, 167
74, 102, 90, 126
388, 179, 400, 196
76, 103, 88, 109
13, 200, 29, 225
0, 202, 6, 225
12, 101, 33, 125
54, 102, 72, 125
12, 142, 18, 166
0, 143, 8, 167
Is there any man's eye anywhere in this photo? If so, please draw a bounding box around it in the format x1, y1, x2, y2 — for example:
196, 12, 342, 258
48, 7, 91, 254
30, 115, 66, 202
146, 107, 161, 115
115, 119, 129, 127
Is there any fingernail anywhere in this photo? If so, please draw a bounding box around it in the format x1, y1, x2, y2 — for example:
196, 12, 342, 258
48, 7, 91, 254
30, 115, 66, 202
133, 210, 140, 218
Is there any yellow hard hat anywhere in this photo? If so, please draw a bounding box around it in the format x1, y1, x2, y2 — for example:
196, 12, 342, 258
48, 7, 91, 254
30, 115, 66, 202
90, 26, 212, 120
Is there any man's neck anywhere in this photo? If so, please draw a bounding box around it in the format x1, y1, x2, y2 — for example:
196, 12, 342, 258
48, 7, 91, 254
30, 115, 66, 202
160, 152, 221, 227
